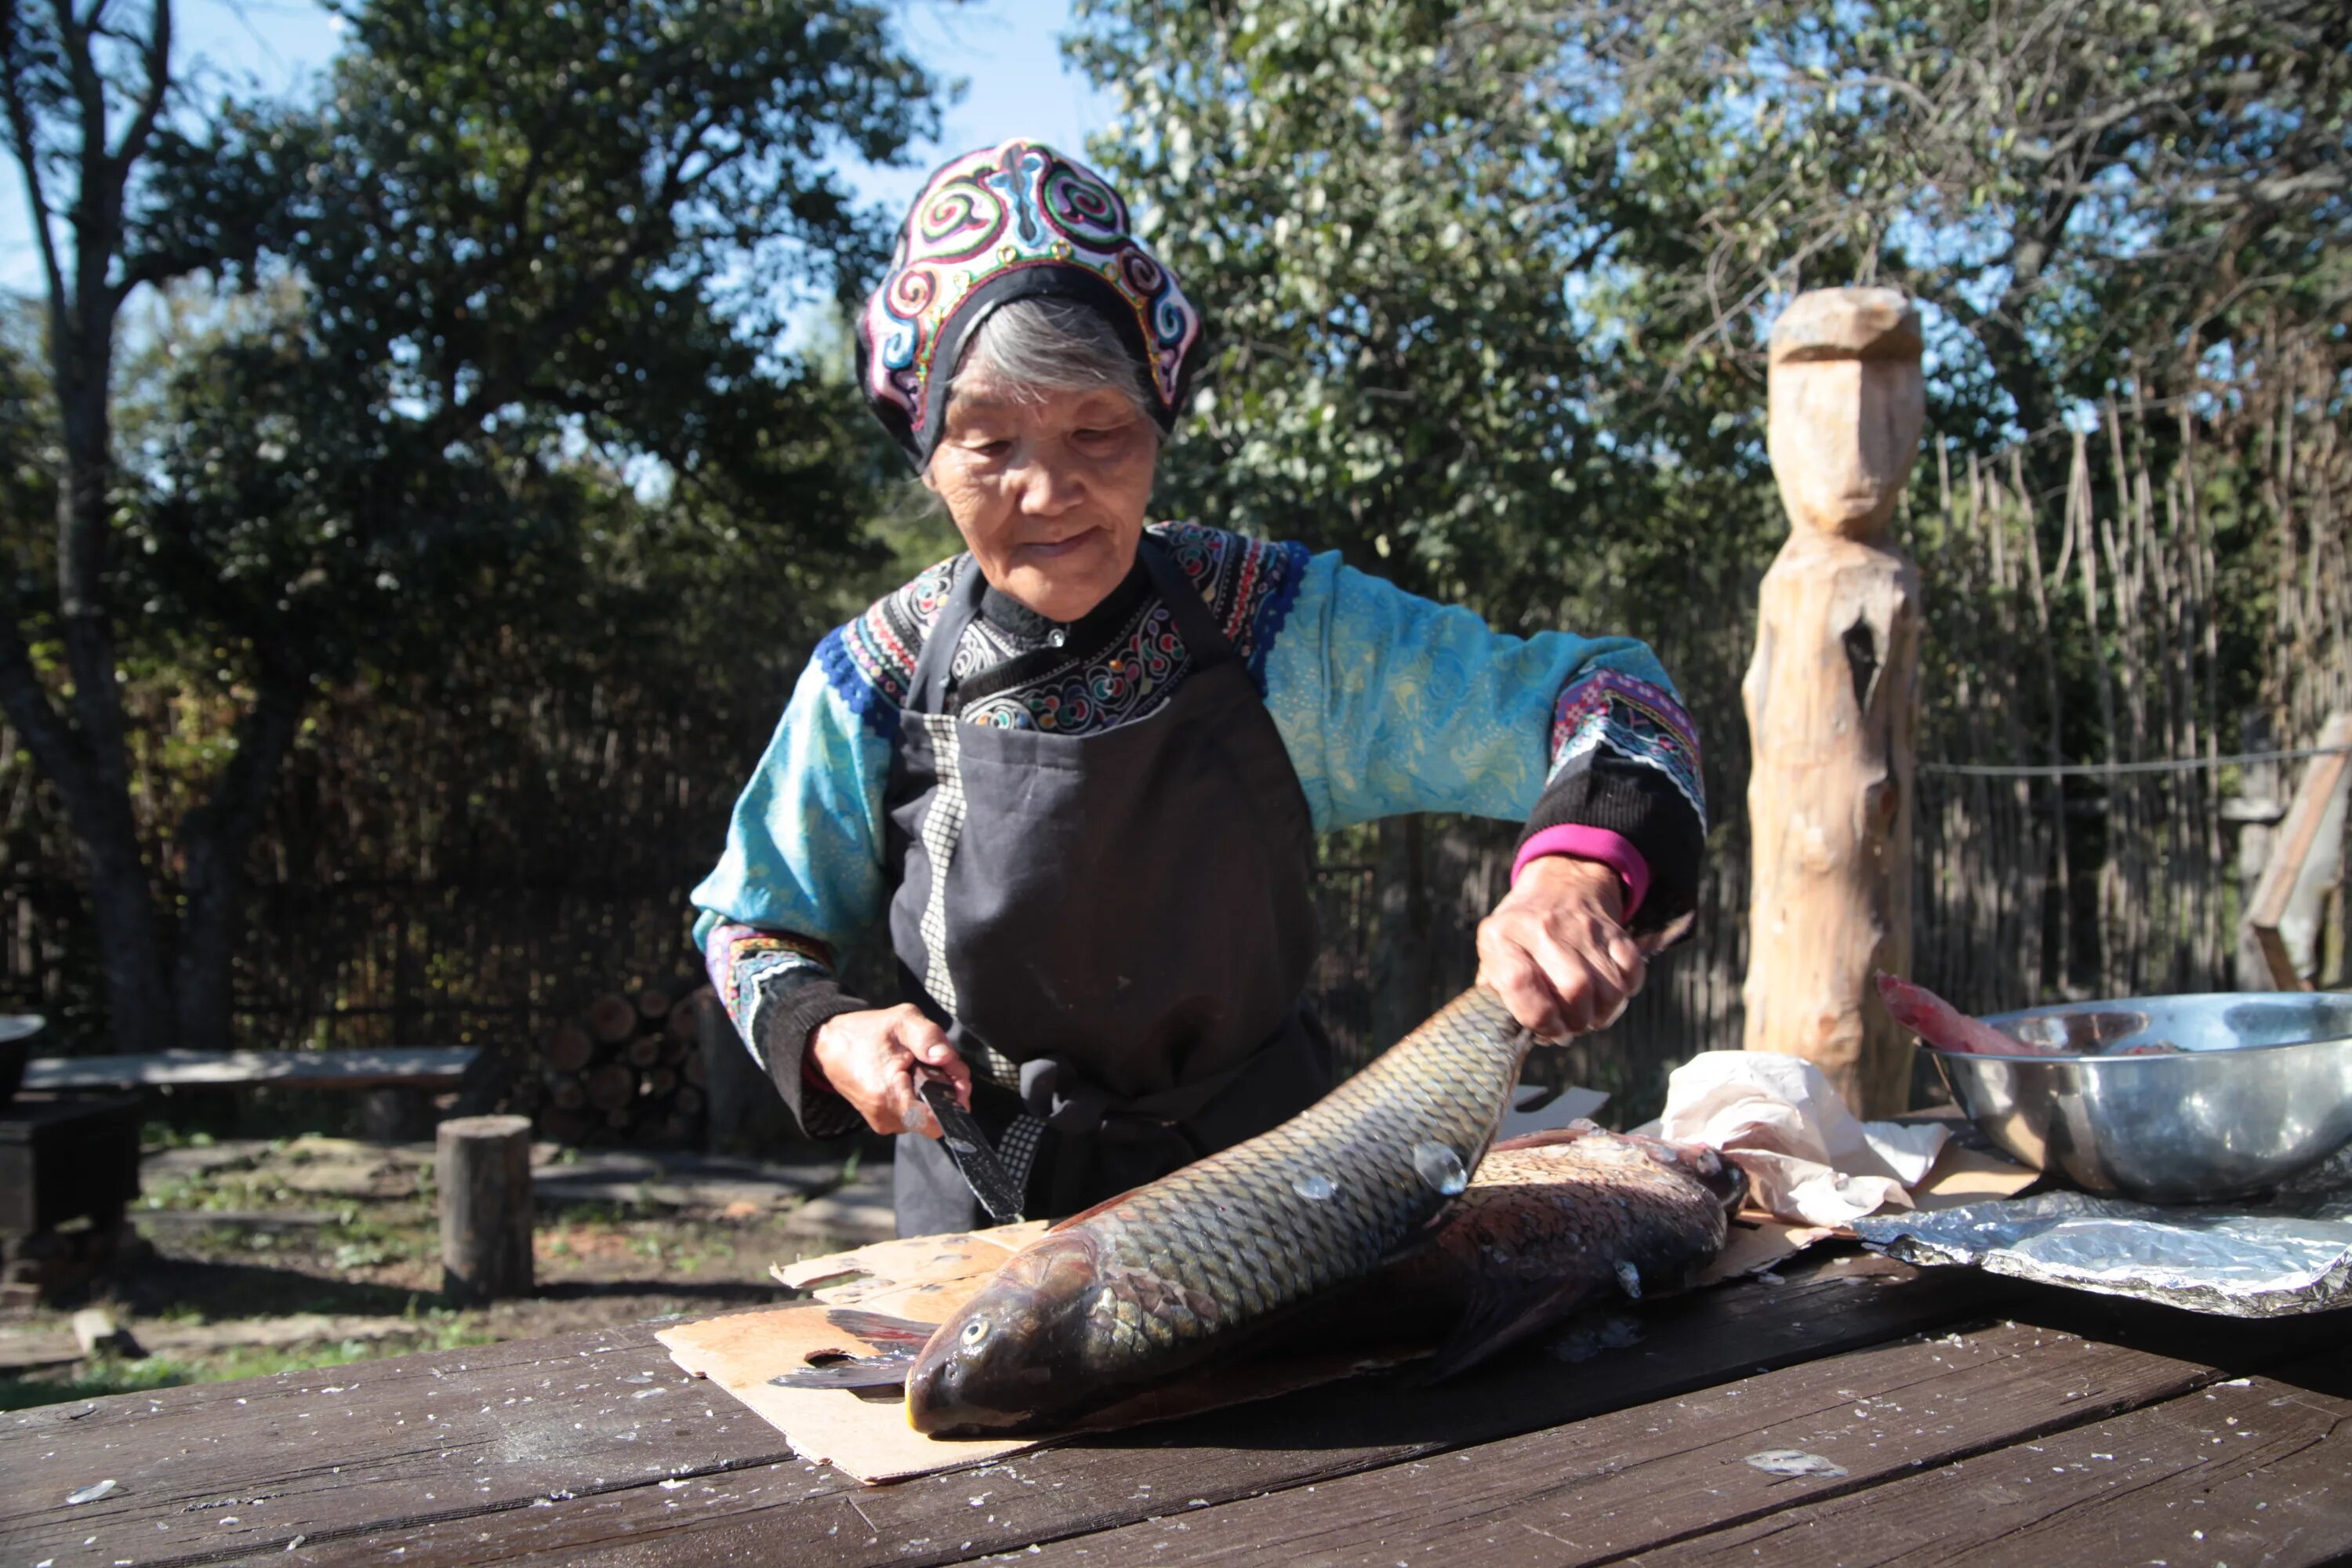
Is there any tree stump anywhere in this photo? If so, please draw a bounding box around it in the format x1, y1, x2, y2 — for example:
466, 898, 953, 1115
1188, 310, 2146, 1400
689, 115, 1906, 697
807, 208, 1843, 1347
1742, 287, 1926, 1119
436, 1114, 534, 1302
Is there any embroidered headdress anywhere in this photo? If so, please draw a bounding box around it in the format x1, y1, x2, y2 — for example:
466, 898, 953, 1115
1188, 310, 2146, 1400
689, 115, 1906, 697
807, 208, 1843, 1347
855, 139, 1203, 466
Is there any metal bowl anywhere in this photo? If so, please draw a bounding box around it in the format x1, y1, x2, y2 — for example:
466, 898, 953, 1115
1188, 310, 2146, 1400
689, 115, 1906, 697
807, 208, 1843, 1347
1926, 993, 2352, 1204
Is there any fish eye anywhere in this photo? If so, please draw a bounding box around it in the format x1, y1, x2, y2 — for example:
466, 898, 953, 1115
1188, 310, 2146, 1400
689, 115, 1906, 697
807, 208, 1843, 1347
960, 1316, 990, 1347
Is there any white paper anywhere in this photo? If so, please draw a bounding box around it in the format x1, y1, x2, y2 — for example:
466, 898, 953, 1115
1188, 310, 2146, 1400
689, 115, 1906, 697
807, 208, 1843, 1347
1651, 1051, 1948, 1227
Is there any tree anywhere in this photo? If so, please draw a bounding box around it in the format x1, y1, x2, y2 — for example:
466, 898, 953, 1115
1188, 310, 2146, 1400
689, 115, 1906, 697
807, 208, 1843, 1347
1072, 0, 2350, 725
1074, 0, 2350, 539
1555, 0, 2352, 456
1068, 1, 1793, 634
0, 0, 940, 1052
1068, 0, 2351, 1042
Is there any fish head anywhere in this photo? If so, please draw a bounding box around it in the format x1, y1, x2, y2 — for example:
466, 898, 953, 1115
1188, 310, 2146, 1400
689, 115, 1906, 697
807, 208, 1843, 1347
1622, 1132, 1749, 1217
906, 1229, 1099, 1435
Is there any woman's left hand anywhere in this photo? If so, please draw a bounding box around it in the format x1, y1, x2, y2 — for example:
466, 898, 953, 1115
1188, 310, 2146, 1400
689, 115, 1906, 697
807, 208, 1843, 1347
1475, 855, 1646, 1041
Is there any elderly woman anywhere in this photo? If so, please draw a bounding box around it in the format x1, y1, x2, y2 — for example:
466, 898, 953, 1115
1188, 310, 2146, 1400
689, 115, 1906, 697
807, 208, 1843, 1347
692, 140, 1706, 1239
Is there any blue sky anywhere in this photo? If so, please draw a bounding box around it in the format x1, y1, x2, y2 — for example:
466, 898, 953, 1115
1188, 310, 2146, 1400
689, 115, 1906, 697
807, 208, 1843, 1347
0, 0, 1113, 297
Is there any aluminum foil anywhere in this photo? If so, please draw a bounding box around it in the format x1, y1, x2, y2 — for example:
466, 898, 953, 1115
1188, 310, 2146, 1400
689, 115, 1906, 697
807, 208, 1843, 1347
1853, 1148, 2352, 1317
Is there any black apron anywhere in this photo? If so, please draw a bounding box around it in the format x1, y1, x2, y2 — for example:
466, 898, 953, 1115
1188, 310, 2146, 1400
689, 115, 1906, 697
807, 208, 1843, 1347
882, 535, 1328, 1236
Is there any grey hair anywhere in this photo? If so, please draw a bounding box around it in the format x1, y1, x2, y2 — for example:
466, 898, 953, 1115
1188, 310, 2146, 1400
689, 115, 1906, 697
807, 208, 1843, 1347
946, 297, 1158, 431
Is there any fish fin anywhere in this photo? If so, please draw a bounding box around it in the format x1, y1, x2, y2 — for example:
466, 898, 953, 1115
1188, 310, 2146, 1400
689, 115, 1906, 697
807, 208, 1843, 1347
1376, 1230, 1442, 1270
1489, 1121, 1606, 1154
824, 1307, 940, 1348
768, 1351, 915, 1392
1423, 1276, 1604, 1384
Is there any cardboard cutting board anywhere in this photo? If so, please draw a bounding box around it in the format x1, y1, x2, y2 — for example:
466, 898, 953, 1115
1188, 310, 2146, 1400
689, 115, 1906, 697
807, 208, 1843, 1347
660, 1141, 2038, 1485
659, 1221, 1425, 1484
659, 1225, 1046, 1482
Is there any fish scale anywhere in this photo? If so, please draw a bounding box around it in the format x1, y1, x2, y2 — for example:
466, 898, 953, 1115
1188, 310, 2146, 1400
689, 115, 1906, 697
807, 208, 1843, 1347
782, 1121, 1743, 1416
1352, 1123, 1745, 1378
906, 985, 1535, 1432
1088, 990, 1519, 1341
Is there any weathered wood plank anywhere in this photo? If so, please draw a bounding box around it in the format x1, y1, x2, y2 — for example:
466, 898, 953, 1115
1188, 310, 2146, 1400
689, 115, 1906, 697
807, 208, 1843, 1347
1000, 1316, 2261, 1566
0, 1319, 793, 1568
260, 1255, 2017, 1566
24, 1047, 479, 1092
1634, 1343, 2352, 1567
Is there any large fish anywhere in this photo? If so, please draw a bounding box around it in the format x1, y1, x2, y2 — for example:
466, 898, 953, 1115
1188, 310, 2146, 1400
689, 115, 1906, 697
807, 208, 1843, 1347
780, 1122, 1745, 1422
1359, 1121, 1745, 1377
903, 985, 1537, 1434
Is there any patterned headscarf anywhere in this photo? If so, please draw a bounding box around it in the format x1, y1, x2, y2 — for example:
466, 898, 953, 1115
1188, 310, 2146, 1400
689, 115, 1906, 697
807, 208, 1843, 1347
856, 140, 1203, 467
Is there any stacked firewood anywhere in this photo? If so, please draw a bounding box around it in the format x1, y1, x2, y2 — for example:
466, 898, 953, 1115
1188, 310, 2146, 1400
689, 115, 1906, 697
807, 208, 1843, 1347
528, 985, 709, 1146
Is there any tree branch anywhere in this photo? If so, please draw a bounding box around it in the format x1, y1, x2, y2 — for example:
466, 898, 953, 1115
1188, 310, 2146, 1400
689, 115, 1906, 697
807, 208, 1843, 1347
0, 593, 96, 816
56, 2, 106, 158
110, 0, 168, 171
0, 11, 73, 331
176, 655, 307, 884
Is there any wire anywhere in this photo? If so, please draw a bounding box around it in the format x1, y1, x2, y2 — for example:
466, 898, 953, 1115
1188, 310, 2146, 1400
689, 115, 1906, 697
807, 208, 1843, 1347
1918, 745, 2352, 780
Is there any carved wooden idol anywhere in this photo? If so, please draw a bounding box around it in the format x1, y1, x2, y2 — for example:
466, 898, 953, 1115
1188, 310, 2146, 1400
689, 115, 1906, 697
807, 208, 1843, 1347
1741, 287, 1926, 1117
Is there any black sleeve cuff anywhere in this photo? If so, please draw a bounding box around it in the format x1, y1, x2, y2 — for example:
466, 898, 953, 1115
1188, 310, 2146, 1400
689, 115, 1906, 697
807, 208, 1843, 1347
1515, 755, 1704, 937
758, 980, 870, 1140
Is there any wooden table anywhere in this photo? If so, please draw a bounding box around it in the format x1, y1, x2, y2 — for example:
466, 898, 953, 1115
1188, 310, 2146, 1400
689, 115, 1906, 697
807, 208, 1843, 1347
4, 1248, 2347, 1567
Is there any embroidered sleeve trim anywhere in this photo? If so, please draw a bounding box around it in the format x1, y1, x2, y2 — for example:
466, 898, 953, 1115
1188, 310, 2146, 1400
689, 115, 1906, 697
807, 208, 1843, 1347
815, 628, 899, 740
1247, 539, 1312, 694
702, 920, 836, 1021
815, 555, 963, 736
1549, 670, 1708, 828
1149, 521, 1307, 689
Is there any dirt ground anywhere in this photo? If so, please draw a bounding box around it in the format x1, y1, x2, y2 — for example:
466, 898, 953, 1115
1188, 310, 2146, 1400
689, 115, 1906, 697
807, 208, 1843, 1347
0, 1131, 895, 1410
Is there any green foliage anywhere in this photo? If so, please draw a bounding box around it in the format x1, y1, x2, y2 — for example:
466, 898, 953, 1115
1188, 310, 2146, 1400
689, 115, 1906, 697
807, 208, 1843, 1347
1526, 0, 2352, 446
125, 0, 942, 688
1070, 0, 1776, 632
0, 306, 55, 566
1, 0, 941, 1048
1071, 0, 2349, 747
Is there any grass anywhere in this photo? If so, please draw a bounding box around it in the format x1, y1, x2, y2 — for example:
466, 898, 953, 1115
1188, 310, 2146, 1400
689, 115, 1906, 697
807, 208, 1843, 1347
0, 1315, 494, 1413
5, 1128, 828, 1417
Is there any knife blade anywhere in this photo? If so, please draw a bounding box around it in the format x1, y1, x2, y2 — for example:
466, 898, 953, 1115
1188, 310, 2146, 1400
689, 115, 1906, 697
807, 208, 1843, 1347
918, 1070, 1027, 1225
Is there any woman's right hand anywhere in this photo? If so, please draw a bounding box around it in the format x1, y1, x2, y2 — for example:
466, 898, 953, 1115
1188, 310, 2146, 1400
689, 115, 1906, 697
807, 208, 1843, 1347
807, 1004, 971, 1138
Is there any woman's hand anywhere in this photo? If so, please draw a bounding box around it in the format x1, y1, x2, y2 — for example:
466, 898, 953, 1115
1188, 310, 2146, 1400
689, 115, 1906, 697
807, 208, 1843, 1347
1476, 855, 1646, 1041
808, 1004, 973, 1138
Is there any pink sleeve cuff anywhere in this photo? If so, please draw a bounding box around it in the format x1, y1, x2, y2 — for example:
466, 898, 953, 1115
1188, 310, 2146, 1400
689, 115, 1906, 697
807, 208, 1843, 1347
1512, 826, 1650, 920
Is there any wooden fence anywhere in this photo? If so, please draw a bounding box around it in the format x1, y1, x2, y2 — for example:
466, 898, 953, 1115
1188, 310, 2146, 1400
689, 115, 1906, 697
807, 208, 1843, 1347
2, 396, 2344, 1130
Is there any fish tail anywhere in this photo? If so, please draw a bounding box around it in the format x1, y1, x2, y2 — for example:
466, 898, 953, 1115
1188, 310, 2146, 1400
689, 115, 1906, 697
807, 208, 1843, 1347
827, 1307, 942, 1348
770, 1352, 916, 1392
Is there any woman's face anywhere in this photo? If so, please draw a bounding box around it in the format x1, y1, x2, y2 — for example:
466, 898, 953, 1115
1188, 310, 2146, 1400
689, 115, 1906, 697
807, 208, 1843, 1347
924, 376, 1159, 624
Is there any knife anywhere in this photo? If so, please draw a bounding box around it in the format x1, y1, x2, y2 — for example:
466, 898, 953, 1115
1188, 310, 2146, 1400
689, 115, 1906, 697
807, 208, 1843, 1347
918, 1069, 1027, 1225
